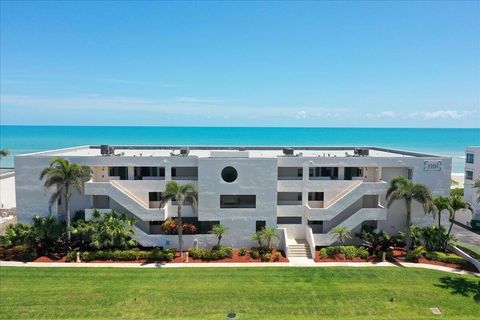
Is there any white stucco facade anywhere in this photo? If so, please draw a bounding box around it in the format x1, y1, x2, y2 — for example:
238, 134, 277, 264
0, 170, 16, 210
14, 145, 451, 252
464, 146, 480, 218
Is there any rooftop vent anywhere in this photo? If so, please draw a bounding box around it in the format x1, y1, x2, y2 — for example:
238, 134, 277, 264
283, 148, 294, 156
180, 148, 190, 156
100, 145, 115, 156
354, 148, 369, 157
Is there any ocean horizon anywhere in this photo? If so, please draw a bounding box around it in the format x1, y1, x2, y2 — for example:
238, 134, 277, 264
1, 125, 478, 172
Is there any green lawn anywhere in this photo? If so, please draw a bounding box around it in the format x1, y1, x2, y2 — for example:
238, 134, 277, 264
0, 267, 479, 319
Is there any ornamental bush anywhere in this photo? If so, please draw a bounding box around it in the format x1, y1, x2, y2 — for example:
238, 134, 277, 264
405, 245, 426, 262
66, 249, 174, 262
262, 253, 272, 262
187, 246, 233, 260
319, 246, 371, 260
424, 251, 466, 265
250, 250, 260, 260
239, 247, 247, 256
5, 245, 37, 262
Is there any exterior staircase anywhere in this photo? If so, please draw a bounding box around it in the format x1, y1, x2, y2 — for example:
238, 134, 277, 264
287, 240, 313, 259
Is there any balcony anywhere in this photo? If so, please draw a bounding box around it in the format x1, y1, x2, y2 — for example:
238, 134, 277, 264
278, 167, 303, 180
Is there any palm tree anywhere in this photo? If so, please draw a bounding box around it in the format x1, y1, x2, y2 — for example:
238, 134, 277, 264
447, 196, 472, 237
210, 223, 228, 247
330, 226, 352, 244
433, 196, 454, 228
0, 149, 10, 159
40, 157, 91, 241
261, 227, 279, 250
386, 176, 435, 252
160, 181, 197, 256
251, 230, 264, 247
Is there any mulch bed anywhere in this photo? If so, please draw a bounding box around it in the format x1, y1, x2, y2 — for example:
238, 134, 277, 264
32, 249, 289, 264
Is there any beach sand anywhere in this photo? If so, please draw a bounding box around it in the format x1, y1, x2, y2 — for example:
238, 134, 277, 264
451, 173, 465, 189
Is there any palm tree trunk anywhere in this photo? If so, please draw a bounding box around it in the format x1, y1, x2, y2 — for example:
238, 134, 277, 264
438, 211, 442, 229
177, 203, 183, 257
217, 235, 221, 246
447, 211, 456, 237
405, 199, 412, 252
65, 187, 71, 242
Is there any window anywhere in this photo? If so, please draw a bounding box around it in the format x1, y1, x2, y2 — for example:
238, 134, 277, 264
466, 153, 474, 164
221, 166, 238, 183
149, 192, 163, 202
308, 192, 324, 201
407, 169, 413, 180
135, 167, 165, 180
256, 220, 266, 232
297, 168, 303, 177
171, 167, 177, 177
277, 217, 302, 224
466, 170, 474, 180
109, 167, 128, 180
220, 195, 256, 208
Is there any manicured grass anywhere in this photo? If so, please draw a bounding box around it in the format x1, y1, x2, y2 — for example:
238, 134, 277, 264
457, 242, 480, 260
0, 267, 479, 319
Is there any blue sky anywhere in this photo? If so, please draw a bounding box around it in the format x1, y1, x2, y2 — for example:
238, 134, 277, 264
0, 1, 479, 127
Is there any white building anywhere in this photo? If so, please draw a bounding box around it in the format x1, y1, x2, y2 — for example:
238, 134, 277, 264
14, 145, 451, 258
464, 146, 480, 218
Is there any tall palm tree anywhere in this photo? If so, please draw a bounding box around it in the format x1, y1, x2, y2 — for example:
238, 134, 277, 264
447, 196, 472, 237
40, 157, 91, 241
160, 181, 197, 255
0, 149, 10, 158
433, 196, 454, 228
386, 176, 435, 252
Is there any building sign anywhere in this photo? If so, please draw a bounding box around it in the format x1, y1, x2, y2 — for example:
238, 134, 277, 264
424, 160, 442, 171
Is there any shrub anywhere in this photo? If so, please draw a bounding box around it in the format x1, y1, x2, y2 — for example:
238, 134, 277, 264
113, 250, 136, 261
356, 247, 369, 260
274, 251, 282, 261
162, 218, 199, 235
341, 246, 357, 259
250, 250, 260, 259
149, 248, 174, 261
262, 253, 271, 262
425, 251, 466, 265
5, 245, 37, 262
187, 246, 232, 260
65, 251, 76, 262
0, 245, 5, 260
239, 247, 247, 256
405, 246, 426, 262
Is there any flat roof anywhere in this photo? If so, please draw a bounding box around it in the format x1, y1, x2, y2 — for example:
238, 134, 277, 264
19, 145, 445, 159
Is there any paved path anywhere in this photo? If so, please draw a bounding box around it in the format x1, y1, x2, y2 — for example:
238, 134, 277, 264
1, 260, 478, 277
451, 224, 480, 246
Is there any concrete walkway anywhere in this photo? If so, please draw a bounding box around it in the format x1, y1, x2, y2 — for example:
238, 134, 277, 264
1, 260, 478, 277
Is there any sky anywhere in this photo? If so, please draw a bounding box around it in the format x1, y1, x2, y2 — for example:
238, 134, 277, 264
0, 1, 479, 127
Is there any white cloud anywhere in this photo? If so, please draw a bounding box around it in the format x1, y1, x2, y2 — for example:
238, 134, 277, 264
366, 111, 397, 119
296, 110, 307, 119
407, 110, 476, 120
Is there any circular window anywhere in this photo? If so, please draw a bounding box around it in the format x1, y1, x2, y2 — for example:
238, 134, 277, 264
221, 166, 238, 183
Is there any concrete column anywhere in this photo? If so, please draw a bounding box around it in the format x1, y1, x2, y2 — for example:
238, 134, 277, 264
127, 166, 135, 180
338, 167, 345, 180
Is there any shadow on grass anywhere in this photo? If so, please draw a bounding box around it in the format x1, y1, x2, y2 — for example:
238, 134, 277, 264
435, 276, 480, 303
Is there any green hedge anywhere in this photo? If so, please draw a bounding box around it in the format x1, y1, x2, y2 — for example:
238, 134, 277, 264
188, 246, 233, 260
2, 245, 37, 262
66, 248, 175, 262
319, 246, 369, 260
424, 251, 466, 265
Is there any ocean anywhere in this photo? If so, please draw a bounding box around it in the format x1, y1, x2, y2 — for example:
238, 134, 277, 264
0, 126, 478, 172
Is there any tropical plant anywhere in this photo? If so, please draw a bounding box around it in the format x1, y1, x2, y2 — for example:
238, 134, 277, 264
358, 228, 392, 254
0, 149, 10, 158
420, 225, 455, 252
447, 196, 472, 237
330, 226, 352, 244
209, 224, 228, 246
251, 230, 264, 247
405, 245, 426, 262
161, 219, 198, 235
450, 188, 463, 197
70, 210, 136, 250
29, 215, 65, 256
386, 176, 435, 251
40, 157, 91, 241
260, 227, 279, 250
433, 196, 454, 228
159, 181, 197, 255
0, 223, 32, 248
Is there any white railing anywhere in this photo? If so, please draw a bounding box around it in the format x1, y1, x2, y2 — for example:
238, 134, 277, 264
305, 225, 316, 258
324, 180, 363, 208
277, 200, 302, 206
277, 228, 289, 258
110, 180, 149, 207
